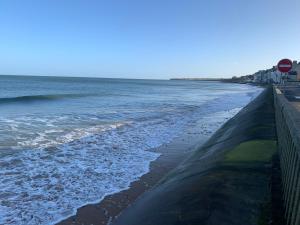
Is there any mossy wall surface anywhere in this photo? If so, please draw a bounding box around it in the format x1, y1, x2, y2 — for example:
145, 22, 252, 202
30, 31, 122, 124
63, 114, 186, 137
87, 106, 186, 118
224, 140, 276, 163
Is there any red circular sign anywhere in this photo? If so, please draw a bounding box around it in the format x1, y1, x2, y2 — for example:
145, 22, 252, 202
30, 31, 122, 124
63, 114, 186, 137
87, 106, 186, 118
277, 58, 293, 73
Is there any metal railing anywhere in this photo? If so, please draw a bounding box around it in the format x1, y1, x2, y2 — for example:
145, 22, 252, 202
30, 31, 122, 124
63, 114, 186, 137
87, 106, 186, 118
273, 87, 300, 225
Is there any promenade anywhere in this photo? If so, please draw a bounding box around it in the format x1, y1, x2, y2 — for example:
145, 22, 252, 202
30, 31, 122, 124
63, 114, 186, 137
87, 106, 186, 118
278, 84, 300, 110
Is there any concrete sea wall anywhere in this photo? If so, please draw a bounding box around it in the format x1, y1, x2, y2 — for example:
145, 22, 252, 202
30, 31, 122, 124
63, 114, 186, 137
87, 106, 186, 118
112, 87, 277, 225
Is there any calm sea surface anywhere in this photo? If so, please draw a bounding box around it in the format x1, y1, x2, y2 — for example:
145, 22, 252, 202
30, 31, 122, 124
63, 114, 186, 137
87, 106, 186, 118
0, 75, 262, 224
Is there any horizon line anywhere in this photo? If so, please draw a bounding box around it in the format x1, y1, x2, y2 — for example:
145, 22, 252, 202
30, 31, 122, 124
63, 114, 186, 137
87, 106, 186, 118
0, 73, 231, 80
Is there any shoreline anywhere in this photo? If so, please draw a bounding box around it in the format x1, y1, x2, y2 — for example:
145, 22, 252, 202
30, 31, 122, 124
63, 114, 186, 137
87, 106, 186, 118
57, 108, 242, 225
57, 118, 211, 225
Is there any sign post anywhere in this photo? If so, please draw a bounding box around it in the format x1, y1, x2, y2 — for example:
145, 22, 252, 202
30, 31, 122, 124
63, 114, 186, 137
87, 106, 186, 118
277, 58, 293, 84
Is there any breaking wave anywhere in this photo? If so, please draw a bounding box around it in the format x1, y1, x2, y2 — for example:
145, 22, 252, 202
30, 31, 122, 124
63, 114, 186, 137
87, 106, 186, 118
0, 94, 93, 104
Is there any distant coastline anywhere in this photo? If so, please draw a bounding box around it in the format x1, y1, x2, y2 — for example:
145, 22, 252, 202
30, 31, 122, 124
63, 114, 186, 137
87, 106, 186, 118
170, 78, 223, 81
169, 77, 248, 84
170, 77, 264, 85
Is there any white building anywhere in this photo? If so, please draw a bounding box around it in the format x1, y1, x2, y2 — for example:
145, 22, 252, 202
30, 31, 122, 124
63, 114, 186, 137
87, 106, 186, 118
270, 71, 281, 83
252, 60, 300, 84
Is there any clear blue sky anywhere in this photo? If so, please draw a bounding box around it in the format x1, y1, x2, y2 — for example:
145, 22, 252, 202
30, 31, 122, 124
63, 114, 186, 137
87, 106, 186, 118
0, 0, 299, 79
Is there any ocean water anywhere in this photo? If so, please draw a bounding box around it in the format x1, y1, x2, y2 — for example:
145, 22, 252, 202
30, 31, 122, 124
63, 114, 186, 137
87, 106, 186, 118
0, 75, 262, 225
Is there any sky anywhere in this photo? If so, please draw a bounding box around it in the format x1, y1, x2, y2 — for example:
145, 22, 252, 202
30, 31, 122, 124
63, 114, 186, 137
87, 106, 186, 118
0, 0, 299, 79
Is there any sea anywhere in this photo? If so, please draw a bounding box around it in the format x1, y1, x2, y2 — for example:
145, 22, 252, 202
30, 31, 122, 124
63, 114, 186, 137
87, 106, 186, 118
0, 75, 263, 225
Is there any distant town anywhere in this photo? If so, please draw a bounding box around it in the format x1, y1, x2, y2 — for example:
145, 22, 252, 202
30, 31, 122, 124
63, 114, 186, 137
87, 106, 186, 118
171, 60, 300, 85
227, 60, 300, 84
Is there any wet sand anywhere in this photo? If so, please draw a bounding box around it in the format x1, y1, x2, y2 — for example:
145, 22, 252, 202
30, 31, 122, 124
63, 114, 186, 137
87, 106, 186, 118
57, 119, 213, 225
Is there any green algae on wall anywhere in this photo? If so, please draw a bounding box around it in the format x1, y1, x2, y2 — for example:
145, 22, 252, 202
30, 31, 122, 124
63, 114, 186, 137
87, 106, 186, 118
224, 140, 276, 164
